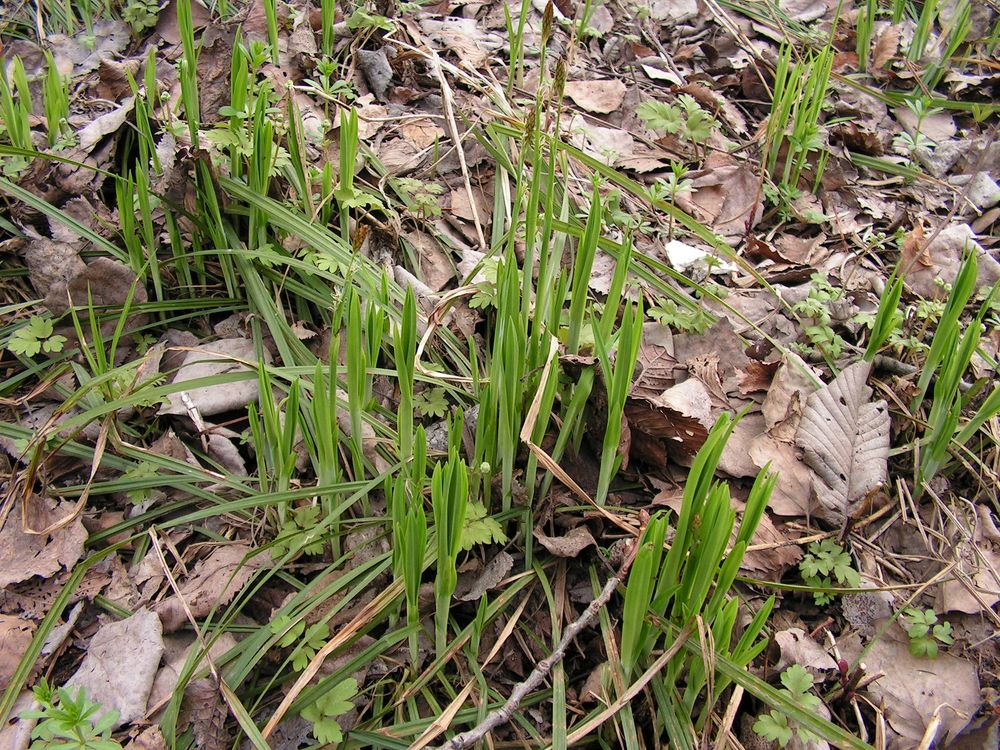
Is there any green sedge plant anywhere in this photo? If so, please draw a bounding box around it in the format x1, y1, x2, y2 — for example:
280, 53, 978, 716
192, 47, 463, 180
0, 55, 34, 175
914, 251, 1000, 493
592, 297, 642, 505
620, 414, 777, 746
863, 272, 904, 361
389, 467, 427, 664
43, 50, 71, 148
856, 0, 877, 72
764, 43, 833, 199
248, 364, 301, 523
922, 1, 971, 89
262, 0, 280, 65
432, 417, 469, 659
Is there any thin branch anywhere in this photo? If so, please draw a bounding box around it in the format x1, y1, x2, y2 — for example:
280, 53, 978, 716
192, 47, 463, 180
430, 566, 627, 750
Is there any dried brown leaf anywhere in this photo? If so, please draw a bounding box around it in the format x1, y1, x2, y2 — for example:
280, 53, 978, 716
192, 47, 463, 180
0, 615, 35, 691
872, 25, 901, 70
0, 497, 87, 587
795, 362, 889, 525
67, 608, 164, 728
159, 338, 270, 417
154, 545, 269, 633
457, 551, 514, 601
842, 630, 980, 746
564, 80, 628, 114
533, 526, 597, 558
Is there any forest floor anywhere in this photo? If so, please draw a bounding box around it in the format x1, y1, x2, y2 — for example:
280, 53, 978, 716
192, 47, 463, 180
1, 1, 999, 749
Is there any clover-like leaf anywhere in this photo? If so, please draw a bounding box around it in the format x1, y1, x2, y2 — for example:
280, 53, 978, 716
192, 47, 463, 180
636, 100, 683, 134
754, 711, 793, 747
460, 502, 507, 551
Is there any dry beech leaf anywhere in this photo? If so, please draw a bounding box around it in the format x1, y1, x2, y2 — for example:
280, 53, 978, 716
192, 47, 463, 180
625, 380, 712, 467
900, 223, 1000, 300
0, 497, 87, 587
66, 608, 164, 728
458, 551, 514, 601
740, 513, 802, 577
78, 97, 135, 151
718, 412, 766, 479
188, 678, 229, 750
0, 615, 35, 691
679, 163, 763, 239
774, 628, 838, 674
533, 526, 597, 558
417, 17, 503, 67
749, 434, 814, 516
872, 24, 901, 70
45, 257, 149, 317
842, 630, 980, 747
564, 80, 628, 114
154, 544, 269, 633
940, 504, 1000, 614
147, 632, 237, 719
631, 323, 677, 399
125, 726, 168, 750
160, 338, 270, 417
762, 353, 820, 441
795, 361, 889, 525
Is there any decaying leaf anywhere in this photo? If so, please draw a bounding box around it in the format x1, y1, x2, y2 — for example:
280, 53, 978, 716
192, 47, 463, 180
0, 497, 87, 588
626, 379, 713, 467
146, 631, 237, 729
66, 608, 164, 728
678, 161, 762, 239
762, 353, 820, 441
417, 17, 503, 67
160, 338, 270, 417
739, 512, 803, 577
0, 615, 35, 691
457, 551, 514, 601
125, 725, 168, 750
749, 434, 815, 516
44, 257, 149, 318
842, 630, 980, 747
940, 504, 1000, 614
774, 627, 838, 674
534, 526, 597, 558
154, 545, 269, 633
19, 228, 87, 296
78, 97, 135, 151
900, 223, 1000, 300
564, 80, 628, 114
795, 362, 889, 525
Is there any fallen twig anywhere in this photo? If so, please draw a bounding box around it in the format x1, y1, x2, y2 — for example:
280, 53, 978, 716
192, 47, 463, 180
430, 561, 631, 750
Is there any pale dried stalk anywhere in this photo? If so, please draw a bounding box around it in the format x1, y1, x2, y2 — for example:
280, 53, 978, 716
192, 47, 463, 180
429, 568, 626, 750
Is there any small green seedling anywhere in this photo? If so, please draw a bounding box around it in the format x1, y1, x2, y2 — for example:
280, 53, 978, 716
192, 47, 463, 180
395, 177, 445, 219
637, 94, 717, 151
753, 665, 823, 748
6, 316, 67, 357
799, 539, 861, 604
271, 505, 327, 558
792, 273, 849, 361
300, 677, 357, 744
122, 0, 164, 35
902, 608, 953, 658
23, 680, 122, 750
413, 386, 449, 418
272, 615, 331, 670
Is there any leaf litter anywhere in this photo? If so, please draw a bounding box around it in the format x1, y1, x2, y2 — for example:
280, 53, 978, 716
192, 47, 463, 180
0, 1, 998, 749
